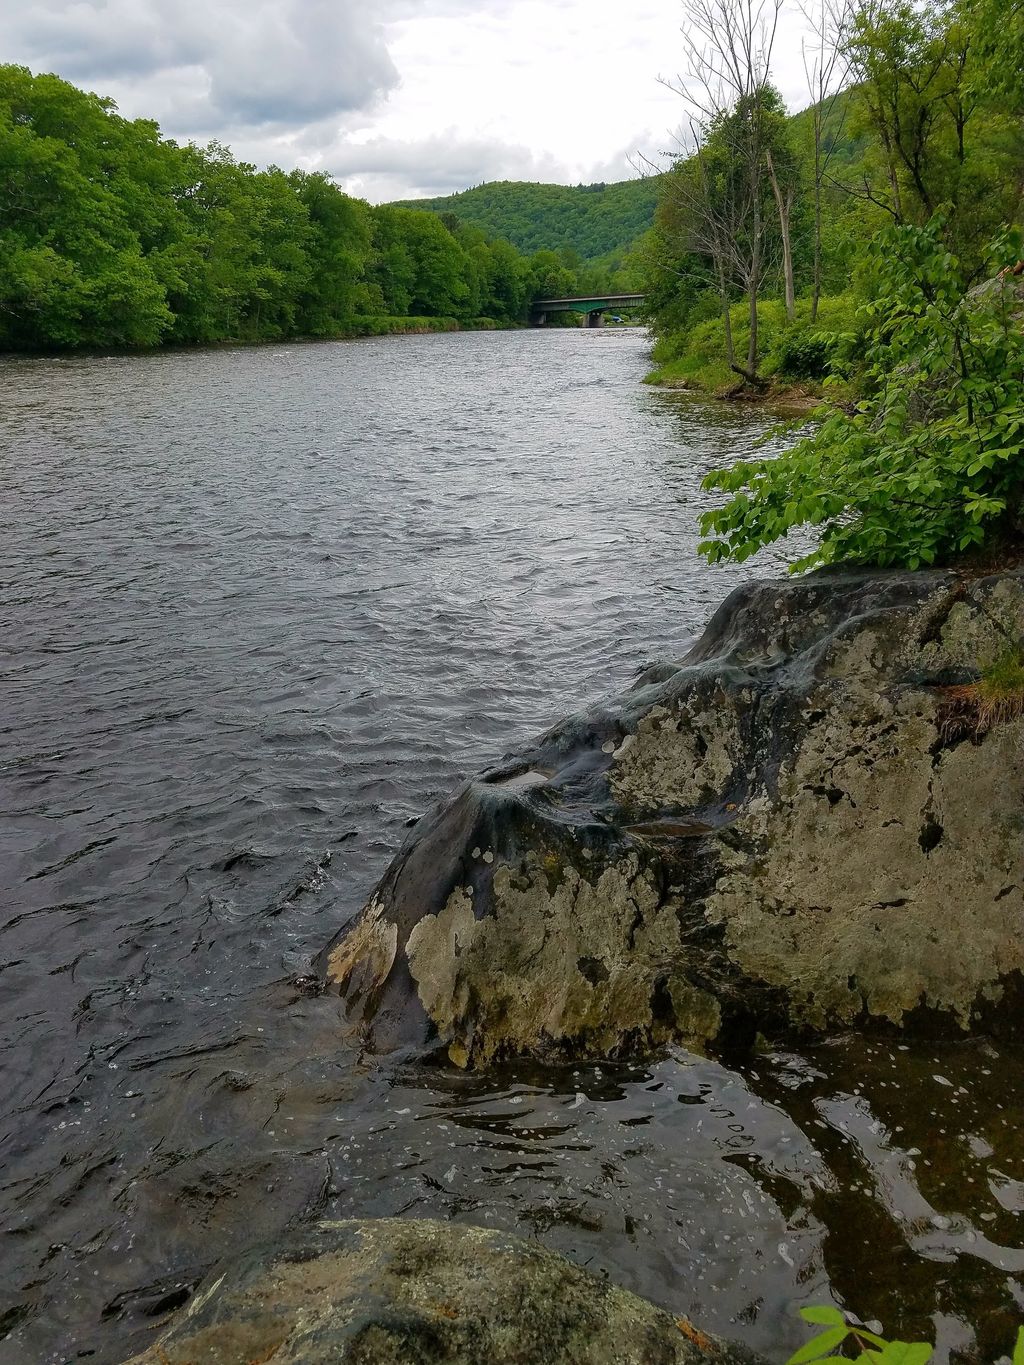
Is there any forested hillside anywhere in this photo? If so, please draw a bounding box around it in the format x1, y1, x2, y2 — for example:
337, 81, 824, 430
646, 0, 1024, 577
0, 66, 611, 351
641, 0, 1023, 396
393, 178, 660, 278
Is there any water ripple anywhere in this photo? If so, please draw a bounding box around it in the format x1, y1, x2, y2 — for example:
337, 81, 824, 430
2, 333, 1019, 1363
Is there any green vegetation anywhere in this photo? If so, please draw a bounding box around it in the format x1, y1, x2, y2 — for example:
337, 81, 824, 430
699, 220, 1024, 569
786, 1305, 1024, 1363
645, 293, 857, 393
0, 66, 616, 351
392, 178, 659, 288
640, 0, 1024, 571
978, 648, 1024, 704
943, 643, 1024, 734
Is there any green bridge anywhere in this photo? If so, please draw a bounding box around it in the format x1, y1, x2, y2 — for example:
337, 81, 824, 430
529, 293, 645, 328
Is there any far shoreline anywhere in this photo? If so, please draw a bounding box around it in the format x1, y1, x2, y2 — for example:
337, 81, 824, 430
0, 317, 652, 363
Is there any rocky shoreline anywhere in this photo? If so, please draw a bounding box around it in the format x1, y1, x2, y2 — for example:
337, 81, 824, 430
325, 567, 1024, 1067
131, 567, 1023, 1363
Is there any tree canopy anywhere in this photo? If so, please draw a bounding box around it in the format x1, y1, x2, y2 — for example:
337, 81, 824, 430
641, 0, 1024, 570
0, 65, 621, 351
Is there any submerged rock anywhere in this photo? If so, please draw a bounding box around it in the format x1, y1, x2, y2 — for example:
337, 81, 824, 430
125, 1218, 763, 1364
324, 569, 1024, 1065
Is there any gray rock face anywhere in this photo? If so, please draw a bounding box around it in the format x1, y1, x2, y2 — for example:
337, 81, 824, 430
324, 569, 1024, 1066
125, 1218, 763, 1364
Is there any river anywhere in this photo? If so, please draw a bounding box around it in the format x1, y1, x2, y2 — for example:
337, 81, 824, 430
1, 329, 1022, 1363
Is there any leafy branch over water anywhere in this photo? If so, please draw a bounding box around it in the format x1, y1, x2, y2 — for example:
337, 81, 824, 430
786, 1305, 1024, 1364
698, 220, 1024, 571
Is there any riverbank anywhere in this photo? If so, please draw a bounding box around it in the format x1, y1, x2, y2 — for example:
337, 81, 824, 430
323, 314, 512, 338
0, 314, 523, 359
644, 365, 825, 413
642, 293, 857, 411
328, 564, 1024, 1064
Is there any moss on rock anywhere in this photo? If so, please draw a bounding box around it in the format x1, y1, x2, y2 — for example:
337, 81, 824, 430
125, 1219, 766, 1365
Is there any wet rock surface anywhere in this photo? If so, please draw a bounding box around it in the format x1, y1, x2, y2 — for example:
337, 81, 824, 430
125, 1217, 765, 1364
324, 570, 1024, 1065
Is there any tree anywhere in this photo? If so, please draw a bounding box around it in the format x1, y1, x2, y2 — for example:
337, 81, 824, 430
652, 81, 793, 379
167, 146, 313, 343
524, 248, 578, 301
967, 0, 1024, 104
289, 172, 372, 333
764, 99, 801, 320
847, 0, 967, 224
368, 207, 476, 319
0, 65, 174, 348
661, 0, 785, 381
474, 237, 528, 321
698, 220, 1024, 570
800, 0, 853, 319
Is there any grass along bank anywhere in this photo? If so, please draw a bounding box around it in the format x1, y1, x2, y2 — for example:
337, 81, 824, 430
643, 293, 858, 404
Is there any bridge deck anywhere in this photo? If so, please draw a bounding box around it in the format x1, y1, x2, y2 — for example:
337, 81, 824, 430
532, 294, 644, 309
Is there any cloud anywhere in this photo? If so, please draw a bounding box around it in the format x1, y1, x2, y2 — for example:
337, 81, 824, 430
6, 0, 399, 126
312, 131, 571, 200
2, 0, 820, 202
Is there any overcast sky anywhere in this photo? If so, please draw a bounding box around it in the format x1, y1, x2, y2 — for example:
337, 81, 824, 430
5, 0, 820, 202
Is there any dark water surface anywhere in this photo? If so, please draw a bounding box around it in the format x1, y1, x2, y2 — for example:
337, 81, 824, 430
1, 331, 1021, 1363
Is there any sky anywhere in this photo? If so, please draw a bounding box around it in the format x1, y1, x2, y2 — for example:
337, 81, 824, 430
4, 0, 821, 203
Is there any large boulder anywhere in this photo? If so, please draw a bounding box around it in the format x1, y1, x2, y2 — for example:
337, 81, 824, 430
125, 1218, 763, 1364
323, 569, 1024, 1066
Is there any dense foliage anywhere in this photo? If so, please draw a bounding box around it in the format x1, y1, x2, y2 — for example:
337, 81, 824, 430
640, 0, 1024, 570
700, 221, 1024, 568
0, 65, 603, 351
392, 178, 660, 286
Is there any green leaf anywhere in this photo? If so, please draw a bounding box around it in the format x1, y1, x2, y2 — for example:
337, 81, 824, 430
800, 1307, 847, 1328
853, 1327, 888, 1348
872, 1343, 933, 1365
1012, 1325, 1024, 1365
785, 1326, 849, 1363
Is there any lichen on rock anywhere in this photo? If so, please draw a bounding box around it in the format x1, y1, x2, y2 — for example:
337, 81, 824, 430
322, 568, 1024, 1065
124, 1218, 766, 1365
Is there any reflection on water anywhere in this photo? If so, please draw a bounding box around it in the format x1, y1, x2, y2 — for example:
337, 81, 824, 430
1, 332, 1020, 1362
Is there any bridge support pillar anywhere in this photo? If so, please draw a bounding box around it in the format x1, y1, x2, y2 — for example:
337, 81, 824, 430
585, 310, 604, 329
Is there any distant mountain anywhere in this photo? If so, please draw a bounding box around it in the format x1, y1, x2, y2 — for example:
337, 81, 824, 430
389, 98, 866, 277
390, 177, 661, 265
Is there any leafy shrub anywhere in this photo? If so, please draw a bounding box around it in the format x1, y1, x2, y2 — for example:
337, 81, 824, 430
338, 316, 462, 337
699, 220, 1024, 570
773, 331, 834, 379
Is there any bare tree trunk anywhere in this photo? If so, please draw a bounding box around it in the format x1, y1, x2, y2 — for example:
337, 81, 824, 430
812, 112, 823, 321
716, 255, 736, 367
748, 189, 764, 376
766, 148, 796, 321
800, 0, 853, 321
877, 122, 906, 222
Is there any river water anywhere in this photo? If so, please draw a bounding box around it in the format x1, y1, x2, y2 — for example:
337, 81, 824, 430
1, 330, 1021, 1364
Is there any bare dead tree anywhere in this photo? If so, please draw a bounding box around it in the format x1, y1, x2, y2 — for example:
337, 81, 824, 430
766, 144, 797, 320
800, 0, 852, 319
636, 120, 762, 372
661, 0, 784, 382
